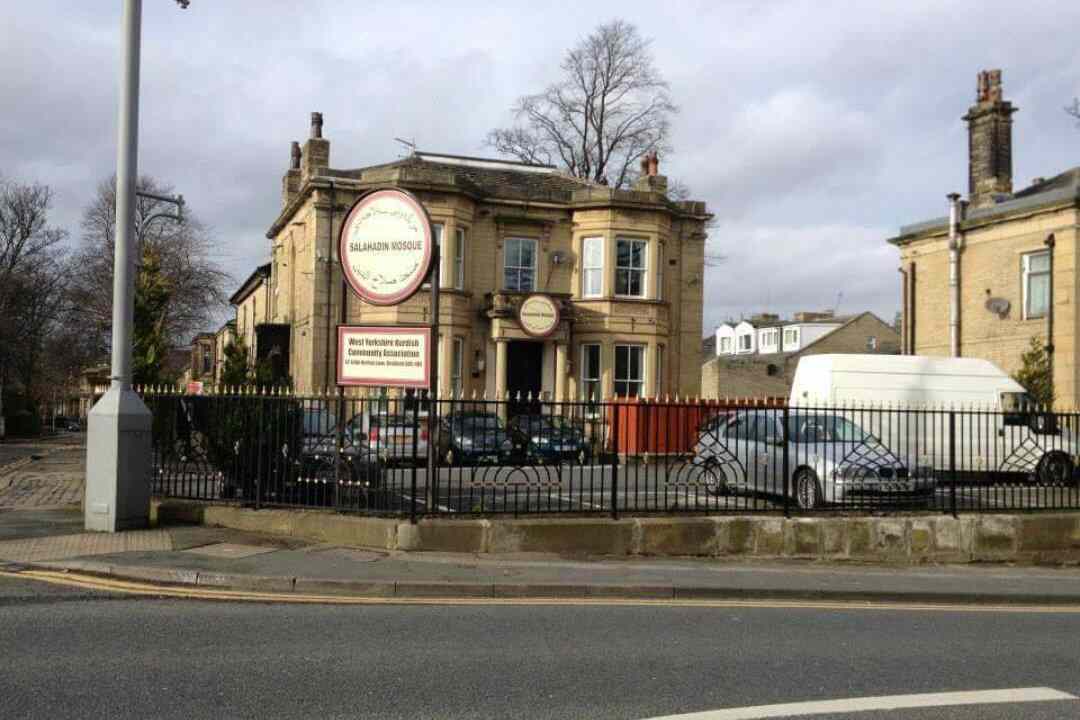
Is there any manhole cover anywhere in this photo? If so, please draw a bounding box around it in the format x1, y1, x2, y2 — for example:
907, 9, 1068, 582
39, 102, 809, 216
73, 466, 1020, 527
183, 543, 278, 559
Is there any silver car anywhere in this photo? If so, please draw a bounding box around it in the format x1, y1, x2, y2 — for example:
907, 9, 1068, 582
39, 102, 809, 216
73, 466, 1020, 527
693, 410, 936, 509
367, 413, 429, 466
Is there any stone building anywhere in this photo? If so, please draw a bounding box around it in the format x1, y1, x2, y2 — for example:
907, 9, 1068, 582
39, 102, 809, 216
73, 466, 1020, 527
252, 112, 710, 402
702, 311, 899, 399
179, 333, 217, 386
213, 320, 236, 383
890, 69, 1080, 406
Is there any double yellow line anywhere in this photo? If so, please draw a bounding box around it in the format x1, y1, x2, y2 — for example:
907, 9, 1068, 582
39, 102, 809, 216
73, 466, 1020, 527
5, 568, 1080, 613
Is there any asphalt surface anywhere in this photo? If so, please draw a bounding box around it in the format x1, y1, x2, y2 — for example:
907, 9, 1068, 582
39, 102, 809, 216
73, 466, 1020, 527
159, 462, 1079, 514
2, 578, 1080, 719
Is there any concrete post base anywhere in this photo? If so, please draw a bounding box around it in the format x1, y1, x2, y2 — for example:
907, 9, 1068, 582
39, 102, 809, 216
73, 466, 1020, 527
84, 387, 152, 532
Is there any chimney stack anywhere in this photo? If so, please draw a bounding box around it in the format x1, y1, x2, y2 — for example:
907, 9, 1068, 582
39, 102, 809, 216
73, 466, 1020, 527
633, 150, 668, 194
963, 69, 1017, 209
300, 111, 330, 181
281, 141, 302, 207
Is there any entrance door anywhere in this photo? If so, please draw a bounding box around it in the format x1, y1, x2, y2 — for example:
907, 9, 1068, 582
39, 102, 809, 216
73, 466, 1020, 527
506, 341, 543, 417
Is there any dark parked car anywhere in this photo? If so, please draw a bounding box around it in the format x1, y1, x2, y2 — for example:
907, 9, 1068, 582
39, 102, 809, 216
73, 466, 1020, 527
293, 407, 383, 505
434, 411, 523, 466
508, 414, 592, 465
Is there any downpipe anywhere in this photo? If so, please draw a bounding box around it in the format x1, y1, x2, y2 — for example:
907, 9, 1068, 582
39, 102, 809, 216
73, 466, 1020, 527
947, 193, 963, 357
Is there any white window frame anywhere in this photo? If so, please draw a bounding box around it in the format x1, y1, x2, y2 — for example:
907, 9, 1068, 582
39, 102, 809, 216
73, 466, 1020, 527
453, 227, 465, 290
581, 236, 604, 298
657, 243, 665, 301
867, 336, 878, 351
615, 237, 648, 298
719, 337, 731, 353
450, 337, 464, 396
1022, 250, 1050, 320
614, 344, 645, 398
738, 334, 752, 351
580, 343, 602, 403
503, 237, 537, 292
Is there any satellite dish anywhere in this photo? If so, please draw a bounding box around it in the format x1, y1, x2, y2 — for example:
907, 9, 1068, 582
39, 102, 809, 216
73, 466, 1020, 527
985, 297, 1011, 318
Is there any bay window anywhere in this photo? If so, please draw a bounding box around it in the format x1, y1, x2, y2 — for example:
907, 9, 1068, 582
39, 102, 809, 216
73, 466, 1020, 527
614, 344, 645, 397
615, 237, 647, 297
581, 236, 604, 297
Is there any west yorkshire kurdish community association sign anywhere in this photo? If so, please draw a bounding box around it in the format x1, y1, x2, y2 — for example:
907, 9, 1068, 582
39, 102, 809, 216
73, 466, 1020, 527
337, 188, 435, 388
339, 188, 434, 305
337, 326, 431, 388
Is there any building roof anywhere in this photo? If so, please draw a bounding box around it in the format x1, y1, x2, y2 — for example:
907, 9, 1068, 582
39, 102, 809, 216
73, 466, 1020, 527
229, 263, 271, 305
702, 312, 894, 364
341, 153, 594, 204
892, 165, 1080, 242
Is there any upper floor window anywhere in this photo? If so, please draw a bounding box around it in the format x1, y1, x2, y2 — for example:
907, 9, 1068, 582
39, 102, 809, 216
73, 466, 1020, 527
426, 223, 444, 288
615, 237, 647, 297
783, 328, 800, 346
453, 227, 466, 290
581, 236, 604, 297
657, 243, 665, 301
738, 334, 752, 351
867, 336, 878, 351
1023, 250, 1050, 319
503, 237, 536, 292
719, 337, 732, 353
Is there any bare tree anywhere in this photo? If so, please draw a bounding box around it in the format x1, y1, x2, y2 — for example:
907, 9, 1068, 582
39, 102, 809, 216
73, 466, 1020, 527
487, 19, 677, 189
0, 177, 69, 433
69, 176, 231, 359
1068, 98, 1080, 125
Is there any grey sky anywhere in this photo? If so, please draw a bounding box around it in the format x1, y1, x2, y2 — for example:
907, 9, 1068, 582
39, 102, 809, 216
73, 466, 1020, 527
3, 1, 1079, 335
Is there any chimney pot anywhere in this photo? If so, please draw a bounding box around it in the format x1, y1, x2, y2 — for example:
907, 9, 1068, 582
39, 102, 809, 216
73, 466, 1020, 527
310, 112, 323, 139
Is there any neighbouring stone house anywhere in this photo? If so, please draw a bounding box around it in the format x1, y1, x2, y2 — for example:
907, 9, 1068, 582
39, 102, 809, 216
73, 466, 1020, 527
240, 112, 710, 403
890, 69, 1080, 407
701, 311, 900, 399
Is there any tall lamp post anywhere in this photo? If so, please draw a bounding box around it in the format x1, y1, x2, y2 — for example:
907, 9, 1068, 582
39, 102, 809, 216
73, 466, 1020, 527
85, 0, 189, 532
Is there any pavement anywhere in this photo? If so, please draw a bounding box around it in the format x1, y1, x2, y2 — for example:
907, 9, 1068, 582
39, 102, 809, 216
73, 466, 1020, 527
0, 434, 84, 509
5, 506, 1080, 604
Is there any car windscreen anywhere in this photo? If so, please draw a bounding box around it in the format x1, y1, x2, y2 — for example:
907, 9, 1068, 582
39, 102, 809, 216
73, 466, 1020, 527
451, 415, 503, 432
786, 415, 868, 443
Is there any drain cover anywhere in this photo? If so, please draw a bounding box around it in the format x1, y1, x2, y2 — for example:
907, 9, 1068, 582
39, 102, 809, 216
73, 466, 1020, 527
183, 543, 278, 559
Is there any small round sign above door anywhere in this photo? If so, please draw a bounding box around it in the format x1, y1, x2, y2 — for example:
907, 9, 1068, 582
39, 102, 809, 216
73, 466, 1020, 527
339, 188, 433, 306
518, 294, 561, 338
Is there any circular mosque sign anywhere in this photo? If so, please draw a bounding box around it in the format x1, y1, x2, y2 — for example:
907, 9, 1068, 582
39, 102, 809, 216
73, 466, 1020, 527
518, 294, 561, 338
339, 188, 434, 306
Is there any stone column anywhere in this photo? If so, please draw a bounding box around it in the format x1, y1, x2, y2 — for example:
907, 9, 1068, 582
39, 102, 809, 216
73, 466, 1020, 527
494, 339, 508, 419
554, 342, 567, 403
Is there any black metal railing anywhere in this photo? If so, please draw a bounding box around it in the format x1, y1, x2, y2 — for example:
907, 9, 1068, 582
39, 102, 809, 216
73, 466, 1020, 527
142, 388, 1080, 518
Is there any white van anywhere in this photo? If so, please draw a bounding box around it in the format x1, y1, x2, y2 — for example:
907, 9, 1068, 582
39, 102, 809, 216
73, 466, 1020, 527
788, 354, 1076, 485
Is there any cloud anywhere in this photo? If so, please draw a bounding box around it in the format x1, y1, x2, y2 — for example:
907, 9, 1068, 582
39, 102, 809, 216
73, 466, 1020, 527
703, 221, 898, 330
3, 0, 1080, 344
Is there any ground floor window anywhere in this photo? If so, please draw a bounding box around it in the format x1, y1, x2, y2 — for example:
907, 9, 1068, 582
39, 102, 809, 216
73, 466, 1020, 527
450, 337, 464, 396
580, 344, 601, 402
614, 344, 644, 398
656, 345, 664, 397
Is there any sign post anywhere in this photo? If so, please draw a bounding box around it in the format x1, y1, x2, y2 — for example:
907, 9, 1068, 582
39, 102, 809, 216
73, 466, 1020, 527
337, 187, 438, 518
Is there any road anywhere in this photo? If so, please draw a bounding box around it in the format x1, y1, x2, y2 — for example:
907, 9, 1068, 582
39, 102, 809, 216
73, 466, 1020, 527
2, 574, 1079, 719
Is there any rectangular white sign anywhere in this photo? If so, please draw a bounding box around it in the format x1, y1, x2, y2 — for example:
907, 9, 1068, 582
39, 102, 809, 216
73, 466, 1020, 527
337, 326, 430, 388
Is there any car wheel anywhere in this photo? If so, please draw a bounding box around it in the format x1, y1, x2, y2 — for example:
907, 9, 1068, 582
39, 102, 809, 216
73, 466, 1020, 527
1036, 451, 1074, 487
701, 458, 728, 498
794, 468, 824, 510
